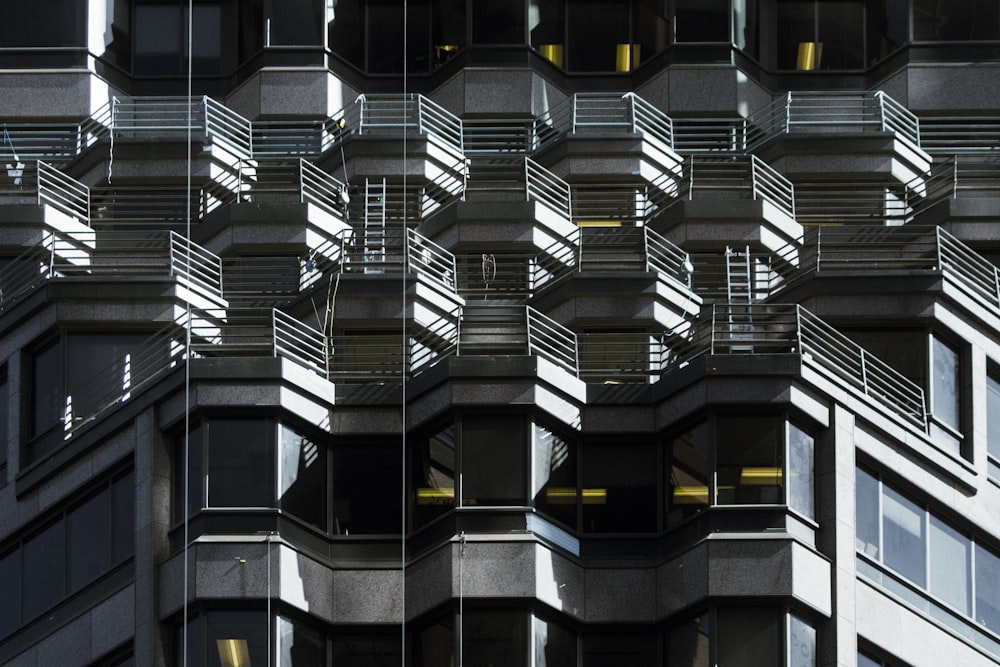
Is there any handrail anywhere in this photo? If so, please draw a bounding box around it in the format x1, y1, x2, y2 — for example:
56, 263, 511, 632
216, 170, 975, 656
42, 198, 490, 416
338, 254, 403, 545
299, 158, 349, 221
406, 228, 457, 292
525, 158, 571, 220
746, 91, 921, 151
349, 93, 465, 155
273, 308, 328, 379
525, 305, 578, 374
168, 231, 224, 297
917, 116, 1000, 154
37, 160, 90, 224
676, 155, 795, 220
534, 92, 675, 152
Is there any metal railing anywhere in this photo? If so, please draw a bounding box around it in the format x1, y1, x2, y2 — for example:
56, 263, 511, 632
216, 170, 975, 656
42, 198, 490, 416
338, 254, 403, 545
534, 92, 675, 152
578, 333, 669, 382
103, 96, 253, 158
406, 228, 457, 291
526, 158, 571, 220
672, 118, 747, 153
168, 232, 224, 297
345, 93, 465, 155
746, 91, 921, 152
0, 123, 83, 162
913, 155, 1000, 209
526, 305, 579, 374
673, 303, 927, 430
917, 116, 1000, 154
571, 181, 676, 226
936, 228, 1000, 314
793, 182, 912, 225
251, 120, 326, 157
299, 159, 350, 220
37, 160, 90, 223
189, 307, 328, 378
462, 118, 534, 154
675, 155, 795, 219
90, 187, 201, 227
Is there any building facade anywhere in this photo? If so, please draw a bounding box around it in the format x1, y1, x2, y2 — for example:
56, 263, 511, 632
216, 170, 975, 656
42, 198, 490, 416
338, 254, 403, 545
2, 1, 1000, 666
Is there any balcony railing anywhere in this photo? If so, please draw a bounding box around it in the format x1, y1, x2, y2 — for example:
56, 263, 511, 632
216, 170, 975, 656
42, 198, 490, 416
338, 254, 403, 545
534, 92, 675, 152
746, 91, 921, 152
674, 154, 795, 219
672, 303, 927, 431
337, 93, 465, 156
793, 182, 911, 225
526, 158, 571, 220
913, 155, 1000, 209
37, 160, 90, 224
526, 305, 578, 374
917, 116, 1000, 154
0, 230, 223, 314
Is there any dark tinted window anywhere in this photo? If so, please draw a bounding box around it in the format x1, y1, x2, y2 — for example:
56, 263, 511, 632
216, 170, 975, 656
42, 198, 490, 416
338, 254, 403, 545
207, 419, 274, 507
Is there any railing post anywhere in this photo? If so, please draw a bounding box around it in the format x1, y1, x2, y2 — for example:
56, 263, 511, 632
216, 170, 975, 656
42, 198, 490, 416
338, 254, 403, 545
271, 308, 279, 360
688, 156, 695, 200
299, 158, 306, 204
876, 91, 888, 133
784, 91, 792, 134
750, 156, 759, 202
524, 158, 531, 202
571, 94, 578, 134
953, 156, 960, 199
860, 348, 870, 397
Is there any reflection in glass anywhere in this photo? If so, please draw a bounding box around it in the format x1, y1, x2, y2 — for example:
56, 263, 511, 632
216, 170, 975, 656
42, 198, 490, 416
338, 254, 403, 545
532, 424, 576, 529
413, 426, 455, 528
464, 609, 527, 667
68, 489, 112, 593
929, 516, 970, 613
987, 374, 1000, 461
976, 544, 1000, 634
666, 421, 710, 528
913, 1, 1000, 41
882, 486, 926, 587
23, 520, 66, 622
931, 336, 960, 431
533, 615, 576, 667
279, 424, 326, 529
206, 610, 268, 667
855, 468, 880, 558
788, 614, 816, 667
716, 415, 783, 505
277, 614, 325, 666
787, 423, 814, 519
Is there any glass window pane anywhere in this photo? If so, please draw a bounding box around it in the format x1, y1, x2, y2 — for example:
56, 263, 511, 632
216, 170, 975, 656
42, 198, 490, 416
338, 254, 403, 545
68, 488, 111, 593
23, 519, 66, 621
929, 516, 970, 613
931, 337, 960, 430
0, 367, 7, 468
566, 1, 630, 72
464, 610, 526, 667
65, 333, 155, 427
207, 419, 275, 508
328, 0, 364, 69
666, 421, 710, 528
112, 470, 135, 563
855, 468, 880, 558
717, 607, 782, 667
413, 426, 456, 528
583, 442, 657, 533
0, 0, 85, 47
975, 544, 1000, 634
279, 425, 326, 529
789, 614, 816, 667
462, 415, 526, 507
414, 615, 454, 667
366, 0, 431, 74
0, 549, 19, 639
787, 423, 814, 519
206, 610, 268, 667
277, 614, 325, 667
32, 338, 62, 437
472, 0, 525, 44
534, 615, 576, 667
882, 486, 926, 587
191, 5, 223, 73
333, 444, 403, 534
987, 374, 1000, 461
265, 0, 324, 45
585, 631, 659, 666
857, 652, 882, 667
134, 5, 181, 74
716, 415, 783, 505
175, 423, 204, 521
532, 424, 577, 529
332, 633, 403, 666
529, 0, 565, 63
817, 1, 865, 69
676, 0, 730, 42
913, 1, 1000, 40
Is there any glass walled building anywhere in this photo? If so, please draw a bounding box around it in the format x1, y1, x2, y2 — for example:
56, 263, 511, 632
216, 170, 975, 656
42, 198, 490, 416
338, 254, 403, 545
2, 1, 1000, 666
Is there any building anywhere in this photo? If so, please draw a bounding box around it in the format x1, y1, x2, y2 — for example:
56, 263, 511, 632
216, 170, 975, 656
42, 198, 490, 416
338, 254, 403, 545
2, 1, 1000, 665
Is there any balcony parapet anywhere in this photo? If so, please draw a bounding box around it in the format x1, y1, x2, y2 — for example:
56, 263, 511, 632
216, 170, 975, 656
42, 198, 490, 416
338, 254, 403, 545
0, 229, 224, 316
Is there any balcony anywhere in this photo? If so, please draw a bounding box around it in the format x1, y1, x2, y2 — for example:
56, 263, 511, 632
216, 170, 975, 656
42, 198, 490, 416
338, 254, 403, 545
0, 229, 225, 318
532, 92, 684, 198
655, 154, 800, 257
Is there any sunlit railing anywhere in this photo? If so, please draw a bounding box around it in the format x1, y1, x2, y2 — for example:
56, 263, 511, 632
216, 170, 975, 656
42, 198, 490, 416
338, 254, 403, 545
917, 116, 1000, 154
676, 154, 795, 219
534, 92, 675, 152
343, 93, 464, 155
913, 154, 1000, 209
37, 160, 90, 223
0, 123, 83, 162
578, 333, 669, 382
571, 181, 676, 226
462, 118, 534, 154
793, 182, 912, 225
672, 118, 747, 153
406, 228, 457, 291
671, 303, 928, 431
746, 91, 921, 152
526, 158, 571, 220
526, 305, 578, 374
251, 120, 326, 157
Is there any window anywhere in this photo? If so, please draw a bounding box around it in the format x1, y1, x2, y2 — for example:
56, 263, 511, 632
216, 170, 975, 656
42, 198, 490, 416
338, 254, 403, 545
0, 366, 7, 473
583, 631, 658, 666
462, 414, 527, 507
207, 418, 275, 508
533, 423, 577, 530
930, 336, 960, 432
134, 3, 222, 75
176, 610, 267, 667
413, 425, 456, 529
276, 614, 325, 666
667, 607, 815, 667
716, 414, 784, 505
913, 1, 1000, 41
566, 1, 631, 72
0, 1, 85, 47
987, 373, 1000, 476
472, 0, 526, 44
675, 0, 730, 42
582, 441, 657, 533
856, 467, 1000, 633
666, 421, 711, 528
332, 443, 403, 535
279, 424, 326, 529
0, 471, 133, 639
